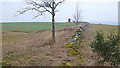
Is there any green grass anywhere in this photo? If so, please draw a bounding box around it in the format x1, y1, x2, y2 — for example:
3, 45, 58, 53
92, 24, 119, 38
1, 22, 76, 32
0, 63, 1, 68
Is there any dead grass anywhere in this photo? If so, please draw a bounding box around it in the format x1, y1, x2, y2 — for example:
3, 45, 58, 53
92, 24, 118, 38
2, 26, 78, 66
2, 23, 117, 66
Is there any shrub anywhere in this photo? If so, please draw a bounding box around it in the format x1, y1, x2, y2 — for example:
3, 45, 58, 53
90, 31, 120, 66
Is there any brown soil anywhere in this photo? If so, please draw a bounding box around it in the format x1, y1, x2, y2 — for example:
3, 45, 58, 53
2, 23, 103, 66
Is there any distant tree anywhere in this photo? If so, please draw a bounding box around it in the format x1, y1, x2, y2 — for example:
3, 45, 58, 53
17, 0, 65, 41
73, 2, 82, 24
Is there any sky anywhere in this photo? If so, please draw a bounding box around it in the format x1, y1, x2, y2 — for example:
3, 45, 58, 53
0, 0, 119, 25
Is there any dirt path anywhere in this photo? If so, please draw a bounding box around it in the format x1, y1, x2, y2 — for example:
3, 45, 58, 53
2, 23, 98, 66
80, 23, 97, 66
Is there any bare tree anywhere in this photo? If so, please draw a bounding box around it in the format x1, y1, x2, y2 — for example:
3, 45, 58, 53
17, 0, 65, 41
73, 2, 82, 24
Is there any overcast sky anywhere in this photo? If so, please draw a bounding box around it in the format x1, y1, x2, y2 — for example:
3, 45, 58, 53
0, 0, 119, 25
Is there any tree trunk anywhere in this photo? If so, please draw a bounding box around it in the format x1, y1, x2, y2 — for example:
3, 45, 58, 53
52, 14, 55, 42
51, 2, 55, 42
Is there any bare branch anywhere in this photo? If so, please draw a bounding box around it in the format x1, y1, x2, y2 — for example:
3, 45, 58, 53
34, 12, 43, 18
42, 6, 52, 14
55, 0, 65, 9
17, 7, 31, 15
26, 0, 42, 7
17, 7, 46, 15
18, 0, 65, 16
73, 2, 82, 23
42, 0, 52, 8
